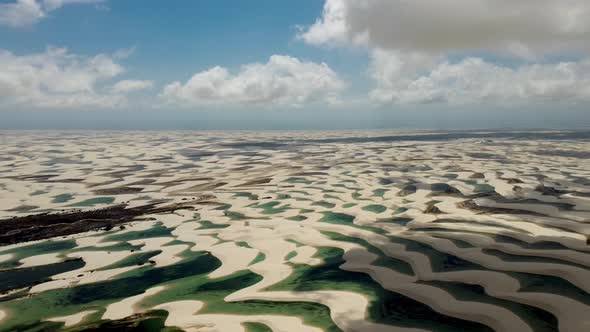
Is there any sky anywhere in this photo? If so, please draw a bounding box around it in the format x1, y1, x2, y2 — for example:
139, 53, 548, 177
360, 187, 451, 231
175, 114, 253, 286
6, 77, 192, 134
1, 0, 590, 130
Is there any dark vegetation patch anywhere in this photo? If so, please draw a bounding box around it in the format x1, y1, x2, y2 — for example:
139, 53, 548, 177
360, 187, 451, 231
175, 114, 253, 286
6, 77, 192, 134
0, 200, 210, 246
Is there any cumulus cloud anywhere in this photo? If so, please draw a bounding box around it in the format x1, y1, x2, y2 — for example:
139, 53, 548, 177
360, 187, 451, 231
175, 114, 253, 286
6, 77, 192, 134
0, 47, 147, 109
299, 0, 590, 58
300, 0, 590, 105
161, 55, 346, 107
0, 0, 101, 27
110, 80, 154, 94
370, 50, 590, 105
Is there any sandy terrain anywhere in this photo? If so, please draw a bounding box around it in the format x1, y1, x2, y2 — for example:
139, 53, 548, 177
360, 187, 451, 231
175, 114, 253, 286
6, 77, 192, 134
0, 130, 589, 331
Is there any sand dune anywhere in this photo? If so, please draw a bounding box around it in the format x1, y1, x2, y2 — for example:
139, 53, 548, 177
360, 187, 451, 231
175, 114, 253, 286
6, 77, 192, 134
1, 130, 590, 332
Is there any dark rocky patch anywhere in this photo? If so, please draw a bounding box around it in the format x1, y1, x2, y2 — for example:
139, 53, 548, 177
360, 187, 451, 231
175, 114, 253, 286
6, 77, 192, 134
0, 200, 210, 246
6, 205, 39, 212
535, 185, 568, 197
429, 183, 461, 196
424, 204, 444, 215
93, 187, 144, 195
240, 178, 272, 186
398, 184, 417, 197
467, 152, 504, 159
533, 150, 590, 159
456, 199, 541, 216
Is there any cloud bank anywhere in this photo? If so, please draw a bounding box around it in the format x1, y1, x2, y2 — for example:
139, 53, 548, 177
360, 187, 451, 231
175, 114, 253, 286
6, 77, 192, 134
162, 55, 346, 107
110, 80, 154, 94
0, 47, 148, 108
0, 0, 101, 27
300, 0, 590, 105
299, 0, 590, 58
370, 50, 590, 105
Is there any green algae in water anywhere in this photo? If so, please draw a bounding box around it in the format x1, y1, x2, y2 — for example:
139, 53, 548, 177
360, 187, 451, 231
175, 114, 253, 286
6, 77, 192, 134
320, 231, 414, 277
199, 220, 230, 229
97, 250, 162, 271
417, 280, 558, 332
233, 192, 259, 200
0, 239, 76, 270
213, 203, 232, 211
51, 194, 74, 203
285, 251, 298, 260
79, 310, 182, 332
319, 212, 354, 226
243, 322, 273, 332
103, 225, 172, 243
286, 239, 305, 247
0, 259, 85, 293
284, 177, 312, 184
379, 217, 413, 226
323, 194, 341, 201
250, 252, 266, 265
269, 246, 492, 332
319, 212, 386, 235
236, 241, 252, 248
389, 236, 484, 273
136, 269, 341, 332
70, 241, 142, 254
393, 207, 408, 214
474, 183, 495, 193
373, 189, 387, 197
509, 271, 590, 307
68, 197, 115, 207
378, 178, 394, 185
312, 201, 336, 209
362, 204, 387, 214
250, 201, 290, 214
0, 253, 221, 332
224, 211, 247, 220
287, 215, 307, 222
22, 309, 181, 332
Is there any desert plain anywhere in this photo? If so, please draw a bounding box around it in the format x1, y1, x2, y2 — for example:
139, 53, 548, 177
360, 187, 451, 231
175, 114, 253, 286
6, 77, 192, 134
0, 130, 589, 332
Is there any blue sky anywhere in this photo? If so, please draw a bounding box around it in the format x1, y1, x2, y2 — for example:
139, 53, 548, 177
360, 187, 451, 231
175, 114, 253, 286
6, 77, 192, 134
1, 1, 328, 80
1, 0, 590, 129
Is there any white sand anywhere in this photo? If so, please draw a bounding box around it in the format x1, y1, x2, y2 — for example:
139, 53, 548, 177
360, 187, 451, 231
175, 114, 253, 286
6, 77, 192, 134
19, 253, 63, 268
103, 286, 166, 321
207, 241, 259, 279
2, 131, 590, 332
47, 310, 96, 327
155, 300, 325, 332
30, 250, 138, 293
0, 254, 13, 264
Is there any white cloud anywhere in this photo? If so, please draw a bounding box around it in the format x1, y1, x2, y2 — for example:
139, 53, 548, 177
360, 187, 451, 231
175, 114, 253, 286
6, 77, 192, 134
0, 0, 44, 27
0, 47, 148, 109
41, 0, 101, 11
161, 55, 346, 107
300, 0, 590, 106
0, 0, 101, 27
299, 0, 590, 58
110, 80, 154, 94
370, 50, 590, 105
